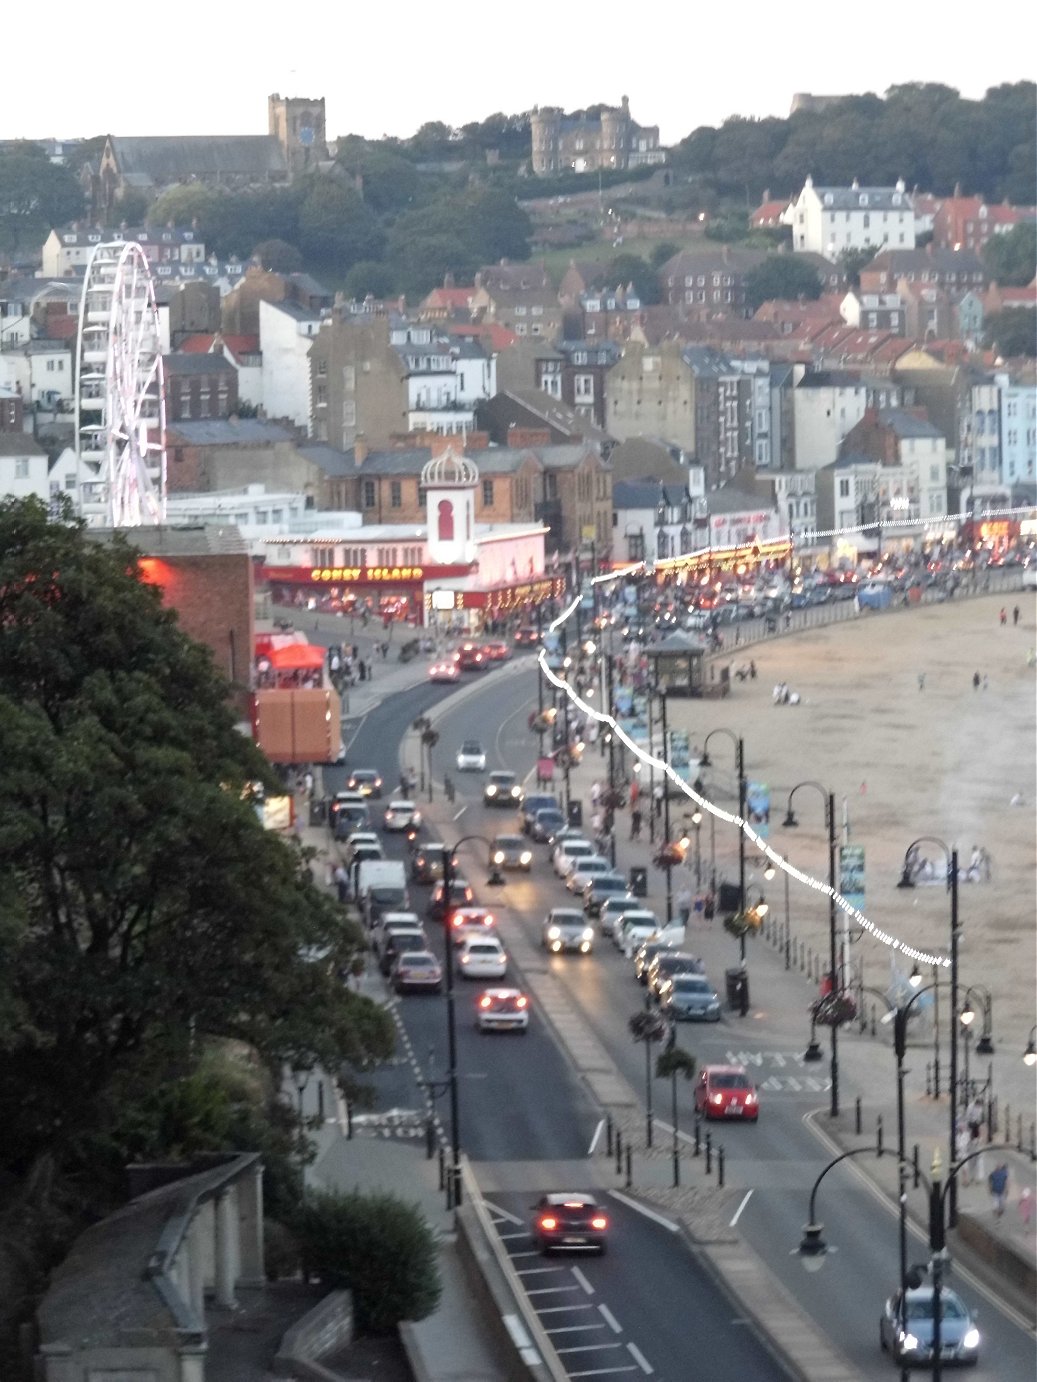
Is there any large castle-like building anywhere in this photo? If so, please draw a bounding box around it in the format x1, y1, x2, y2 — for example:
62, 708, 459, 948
530, 96, 665, 176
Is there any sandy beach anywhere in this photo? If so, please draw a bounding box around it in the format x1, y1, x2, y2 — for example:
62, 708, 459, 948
665, 590, 1037, 1111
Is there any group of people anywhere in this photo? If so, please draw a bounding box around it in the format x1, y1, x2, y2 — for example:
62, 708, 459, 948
772, 681, 801, 706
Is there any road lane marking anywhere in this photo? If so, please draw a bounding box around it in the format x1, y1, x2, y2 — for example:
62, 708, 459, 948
517, 1266, 567, 1276
547, 1324, 609, 1335
729, 1189, 754, 1226
588, 1117, 606, 1154
526, 1285, 582, 1296
608, 1190, 679, 1232
452, 805, 467, 820
498, 1230, 526, 1240
598, 1304, 622, 1333
571, 1265, 595, 1294
481, 1198, 522, 1224
558, 1343, 624, 1354
538, 1304, 595, 1314
567, 1367, 638, 1377
627, 1342, 655, 1374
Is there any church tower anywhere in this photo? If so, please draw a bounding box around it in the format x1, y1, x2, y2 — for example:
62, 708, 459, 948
268, 93, 327, 177
422, 447, 478, 565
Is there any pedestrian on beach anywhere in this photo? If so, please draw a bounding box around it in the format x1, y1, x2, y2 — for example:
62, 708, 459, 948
972, 670, 981, 690
989, 1163, 1009, 1217
1013, 605, 1021, 626
917, 672, 926, 691
999, 607, 1007, 626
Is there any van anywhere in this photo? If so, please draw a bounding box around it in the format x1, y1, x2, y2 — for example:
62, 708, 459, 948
357, 859, 409, 926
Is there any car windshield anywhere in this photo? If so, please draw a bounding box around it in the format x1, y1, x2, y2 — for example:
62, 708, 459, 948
905, 1296, 966, 1321
711, 1073, 752, 1089
401, 954, 437, 968
536, 811, 564, 825
496, 836, 524, 848
461, 741, 482, 752
674, 977, 711, 992
467, 943, 501, 955
489, 773, 515, 785
594, 878, 627, 893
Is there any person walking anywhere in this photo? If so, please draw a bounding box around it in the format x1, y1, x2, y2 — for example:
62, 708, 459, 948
677, 884, 692, 927
917, 672, 926, 691
999, 607, 1007, 627
972, 670, 981, 690
1013, 605, 1021, 626
989, 1162, 1009, 1218
630, 806, 643, 840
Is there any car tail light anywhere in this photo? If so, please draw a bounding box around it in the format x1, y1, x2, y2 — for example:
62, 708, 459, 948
516, 996, 528, 1008
479, 996, 492, 1009
590, 1216, 608, 1230
539, 1216, 557, 1230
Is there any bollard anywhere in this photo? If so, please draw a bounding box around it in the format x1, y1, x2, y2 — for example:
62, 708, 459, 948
625, 1145, 633, 1189
672, 1142, 680, 1189
925, 1063, 932, 1098
876, 1114, 884, 1157
1030, 1124, 1036, 1163
694, 1117, 701, 1158
615, 1128, 623, 1175
317, 1080, 325, 1120
425, 1116, 435, 1160
1018, 1114, 1024, 1152
798, 941, 806, 973
705, 1130, 713, 1175
870, 1004, 877, 1038
1004, 1104, 1011, 1147
438, 1144, 445, 1191
913, 1144, 920, 1188
855, 1096, 862, 1135
717, 1144, 725, 1188
606, 1114, 614, 1158
988, 1096, 997, 1141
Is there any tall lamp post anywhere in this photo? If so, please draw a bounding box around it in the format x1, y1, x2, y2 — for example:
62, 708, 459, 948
783, 781, 840, 1118
959, 984, 995, 1114
897, 837, 960, 1225
1024, 1025, 1037, 1067
440, 836, 505, 1208
699, 728, 747, 947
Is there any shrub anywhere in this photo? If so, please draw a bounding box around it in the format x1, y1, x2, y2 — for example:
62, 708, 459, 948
295, 1189, 441, 1333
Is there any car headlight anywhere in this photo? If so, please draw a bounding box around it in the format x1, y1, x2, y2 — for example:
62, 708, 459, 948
582, 928, 594, 941
486, 786, 497, 796
900, 1332, 919, 1352
962, 1329, 979, 1350
510, 786, 520, 797
520, 852, 532, 865
493, 851, 504, 864
547, 926, 561, 939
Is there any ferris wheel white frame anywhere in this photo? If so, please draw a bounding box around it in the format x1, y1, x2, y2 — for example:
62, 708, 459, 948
75, 240, 167, 527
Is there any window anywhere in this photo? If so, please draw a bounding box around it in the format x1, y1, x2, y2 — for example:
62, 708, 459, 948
482, 479, 494, 506
574, 374, 594, 400
838, 478, 850, 498
362, 480, 376, 509
342, 365, 356, 392
930, 465, 941, 483
15, 457, 29, 478
627, 532, 645, 560
342, 401, 356, 426
390, 480, 402, 508
317, 359, 327, 377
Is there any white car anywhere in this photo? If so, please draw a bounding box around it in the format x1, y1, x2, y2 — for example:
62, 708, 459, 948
598, 895, 642, 937
476, 987, 530, 1032
543, 908, 595, 954
383, 800, 422, 832
456, 935, 508, 979
371, 911, 424, 959
566, 857, 612, 893
553, 838, 595, 878
456, 740, 487, 772
614, 910, 663, 955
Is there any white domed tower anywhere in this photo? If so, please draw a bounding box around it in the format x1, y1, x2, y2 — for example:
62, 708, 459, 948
422, 447, 479, 565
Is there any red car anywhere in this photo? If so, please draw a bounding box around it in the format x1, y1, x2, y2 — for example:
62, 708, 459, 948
456, 642, 487, 671
482, 640, 510, 663
513, 627, 539, 646
694, 1064, 759, 1122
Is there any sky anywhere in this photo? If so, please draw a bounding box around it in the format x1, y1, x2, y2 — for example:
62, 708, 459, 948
5, 4, 1034, 148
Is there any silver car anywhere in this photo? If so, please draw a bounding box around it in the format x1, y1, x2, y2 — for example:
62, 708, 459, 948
879, 1286, 980, 1367
543, 907, 595, 954
658, 973, 722, 1022
491, 834, 533, 871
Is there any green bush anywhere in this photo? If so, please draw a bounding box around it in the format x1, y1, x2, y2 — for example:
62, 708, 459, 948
296, 1189, 441, 1333
265, 1218, 301, 1280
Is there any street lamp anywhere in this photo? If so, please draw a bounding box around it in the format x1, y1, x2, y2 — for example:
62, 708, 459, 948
440, 835, 506, 1208
700, 728, 747, 957
959, 984, 995, 1121
784, 781, 840, 1118
690, 809, 703, 886
629, 1007, 668, 1149
1024, 1026, 1037, 1067
897, 837, 961, 1226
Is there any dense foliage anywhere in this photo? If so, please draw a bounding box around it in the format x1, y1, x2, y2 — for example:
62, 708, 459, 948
0, 144, 84, 252
296, 1189, 442, 1333
982, 222, 1037, 286
984, 308, 1036, 358
745, 256, 823, 310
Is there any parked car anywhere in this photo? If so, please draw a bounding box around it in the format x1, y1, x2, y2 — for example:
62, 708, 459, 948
484, 770, 522, 807
530, 1193, 608, 1255
491, 834, 533, 871
694, 1064, 759, 1121
566, 857, 612, 893
658, 973, 722, 1022
391, 950, 443, 994
646, 950, 704, 998
598, 895, 643, 938
411, 842, 447, 884
382, 800, 422, 832
582, 873, 629, 916
553, 838, 595, 878
456, 935, 507, 979
632, 938, 676, 984
476, 987, 529, 1032
879, 1285, 980, 1367
345, 768, 383, 798
614, 910, 662, 955
456, 740, 487, 772
530, 808, 566, 843
542, 907, 595, 954
521, 793, 560, 833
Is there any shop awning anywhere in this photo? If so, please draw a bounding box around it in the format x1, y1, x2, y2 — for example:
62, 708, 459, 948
266, 643, 326, 671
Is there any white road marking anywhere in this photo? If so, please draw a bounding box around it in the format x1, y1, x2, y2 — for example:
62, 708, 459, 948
537, 1304, 595, 1314
588, 1117, 606, 1154
571, 1265, 595, 1294
481, 1198, 522, 1225
526, 1285, 582, 1296
558, 1343, 624, 1355
452, 805, 467, 820
608, 1190, 679, 1232
627, 1341, 655, 1374
729, 1189, 754, 1226
517, 1266, 566, 1276
598, 1303, 622, 1333
547, 1324, 609, 1335
567, 1367, 638, 1377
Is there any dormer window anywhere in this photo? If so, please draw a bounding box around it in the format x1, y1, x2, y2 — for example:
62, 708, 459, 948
892, 194, 902, 206
859, 194, 868, 206
824, 193, 834, 206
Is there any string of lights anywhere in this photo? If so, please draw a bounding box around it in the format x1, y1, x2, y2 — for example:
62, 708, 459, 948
544, 579, 952, 970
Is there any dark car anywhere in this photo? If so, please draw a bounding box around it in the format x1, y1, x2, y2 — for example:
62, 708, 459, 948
379, 929, 428, 976
513, 626, 539, 646
583, 873, 630, 916
521, 793, 560, 834
484, 771, 522, 808
345, 768, 383, 798
530, 808, 566, 842
531, 1193, 609, 1255
491, 834, 533, 871
658, 973, 722, 1022
411, 842, 447, 884
428, 877, 474, 922
333, 804, 370, 839
646, 950, 704, 998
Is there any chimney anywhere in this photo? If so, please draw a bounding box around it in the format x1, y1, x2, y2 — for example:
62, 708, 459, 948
354, 435, 368, 465
444, 271, 454, 289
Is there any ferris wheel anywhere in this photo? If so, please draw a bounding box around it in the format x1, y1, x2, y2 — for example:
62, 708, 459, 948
75, 241, 166, 527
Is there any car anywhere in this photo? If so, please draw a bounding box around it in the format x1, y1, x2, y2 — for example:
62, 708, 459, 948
391, 950, 443, 994
633, 938, 677, 984
659, 973, 722, 1022
448, 905, 498, 946
333, 803, 371, 839
382, 799, 422, 832
345, 841, 384, 873
456, 935, 507, 979
529, 808, 566, 843
491, 834, 533, 871
379, 928, 429, 976
613, 910, 663, 955
553, 838, 595, 877
531, 1193, 608, 1255
428, 877, 474, 921
484, 770, 522, 807
566, 857, 612, 893
582, 873, 630, 916
329, 790, 366, 826
694, 1064, 759, 1121
371, 911, 424, 959
598, 895, 642, 938
411, 843, 448, 884
346, 768, 383, 798
513, 626, 539, 646
428, 660, 460, 684
646, 950, 704, 998
543, 907, 595, 954
482, 640, 511, 663
456, 740, 487, 772
456, 642, 488, 671
521, 793, 560, 833
342, 830, 381, 863
879, 1286, 980, 1367
476, 987, 530, 1032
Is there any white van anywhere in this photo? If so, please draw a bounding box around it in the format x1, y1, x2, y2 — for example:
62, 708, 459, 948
357, 859, 409, 925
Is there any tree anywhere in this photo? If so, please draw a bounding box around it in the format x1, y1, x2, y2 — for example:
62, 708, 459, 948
983, 223, 1037, 288
0, 146, 84, 251
252, 238, 303, 273
606, 252, 662, 305
650, 241, 679, 270
984, 308, 1036, 359
0, 498, 394, 1175
296, 177, 384, 269
837, 245, 879, 288
296, 1189, 441, 1333
745, 256, 822, 311
343, 260, 396, 300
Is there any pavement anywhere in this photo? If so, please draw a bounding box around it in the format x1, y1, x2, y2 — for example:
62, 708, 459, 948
271, 585, 1035, 1380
